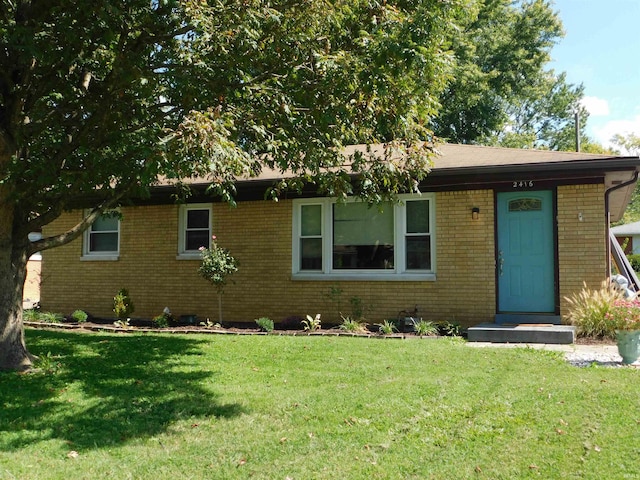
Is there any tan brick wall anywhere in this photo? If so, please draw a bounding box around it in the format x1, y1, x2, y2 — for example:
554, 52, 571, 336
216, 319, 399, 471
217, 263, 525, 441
41, 191, 496, 326
557, 183, 607, 316
41, 184, 608, 327
24, 258, 41, 306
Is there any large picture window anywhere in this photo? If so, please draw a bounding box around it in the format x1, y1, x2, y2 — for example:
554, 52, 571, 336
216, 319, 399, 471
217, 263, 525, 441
178, 204, 212, 257
82, 212, 120, 260
293, 195, 435, 279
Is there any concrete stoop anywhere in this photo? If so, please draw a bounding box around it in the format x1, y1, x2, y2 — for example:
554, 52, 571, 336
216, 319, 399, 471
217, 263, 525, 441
467, 323, 576, 345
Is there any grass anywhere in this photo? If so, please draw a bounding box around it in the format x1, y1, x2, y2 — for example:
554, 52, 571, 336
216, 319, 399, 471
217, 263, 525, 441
1, 330, 639, 479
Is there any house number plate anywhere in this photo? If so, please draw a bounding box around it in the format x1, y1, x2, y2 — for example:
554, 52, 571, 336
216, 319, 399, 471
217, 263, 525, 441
512, 181, 535, 188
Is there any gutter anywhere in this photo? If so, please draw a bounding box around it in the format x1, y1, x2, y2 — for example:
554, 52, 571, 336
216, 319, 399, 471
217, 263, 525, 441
605, 169, 639, 276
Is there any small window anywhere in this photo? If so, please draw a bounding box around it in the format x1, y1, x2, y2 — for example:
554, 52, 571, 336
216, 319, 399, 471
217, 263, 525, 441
509, 198, 542, 212
83, 212, 120, 259
300, 204, 323, 271
178, 204, 212, 257
405, 200, 431, 270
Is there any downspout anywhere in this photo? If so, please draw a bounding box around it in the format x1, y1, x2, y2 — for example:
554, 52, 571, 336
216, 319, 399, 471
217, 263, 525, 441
605, 170, 639, 276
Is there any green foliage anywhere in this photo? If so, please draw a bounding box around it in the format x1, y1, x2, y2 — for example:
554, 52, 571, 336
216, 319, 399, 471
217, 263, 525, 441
38, 312, 64, 324
338, 316, 367, 334
23, 308, 41, 322
71, 310, 88, 323
436, 321, 462, 337
377, 320, 397, 335
255, 317, 274, 333
197, 239, 239, 294
564, 281, 622, 339
152, 314, 169, 329
32, 351, 63, 375
414, 320, 438, 336
433, 0, 582, 150
199, 319, 221, 329
628, 254, 640, 272
113, 289, 134, 319
302, 314, 322, 332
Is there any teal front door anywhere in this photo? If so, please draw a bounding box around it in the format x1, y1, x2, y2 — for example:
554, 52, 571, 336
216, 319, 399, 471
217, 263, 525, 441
497, 191, 556, 313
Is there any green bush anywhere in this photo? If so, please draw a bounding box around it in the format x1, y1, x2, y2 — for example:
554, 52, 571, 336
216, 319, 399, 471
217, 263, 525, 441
152, 314, 169, 328
435, 321, 462, 337
113, 288, 134, 319
23, 308, 41, 322
414, 320, 438, 336
302, 314, 322, 332
628, 254, 640, 272
339, 315, 367, 333
377, 320, 397, 335
564, 280, 622, 339
71, 310, 88, 323
40, 312, 64, 323
255, 317, 274, 332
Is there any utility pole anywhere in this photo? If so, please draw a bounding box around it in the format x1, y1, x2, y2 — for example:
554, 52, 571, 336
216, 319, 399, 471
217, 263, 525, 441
575, 110, 581, 152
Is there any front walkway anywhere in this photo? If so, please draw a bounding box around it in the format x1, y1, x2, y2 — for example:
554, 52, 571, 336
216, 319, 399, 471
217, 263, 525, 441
467, 341, 637, 367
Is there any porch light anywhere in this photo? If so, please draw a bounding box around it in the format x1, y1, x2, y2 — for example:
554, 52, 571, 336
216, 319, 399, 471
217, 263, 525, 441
472, 207, 480, 220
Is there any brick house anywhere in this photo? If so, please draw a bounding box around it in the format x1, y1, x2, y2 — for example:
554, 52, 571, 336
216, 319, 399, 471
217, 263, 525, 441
40, 144, 640, 328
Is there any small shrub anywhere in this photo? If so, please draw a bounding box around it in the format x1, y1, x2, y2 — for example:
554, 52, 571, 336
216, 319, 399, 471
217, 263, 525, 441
113, 288, 134, 319
339, 315, 367, 333
33, 352, 62, 375
152, 314, 169, 328
23, 308, 41, 322
302, 314, 322, 332
436, 321, 462, 337
377, 320, 397, 335
256, 317, 274, 332
71, 310, 88, 323
564, 280, 622, 339
199, 319, 222, 329
414, 320, 438, 336
40, 312, 64, 323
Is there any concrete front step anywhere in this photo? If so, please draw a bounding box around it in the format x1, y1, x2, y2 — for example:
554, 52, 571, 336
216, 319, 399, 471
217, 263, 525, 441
467, 323, 576, 344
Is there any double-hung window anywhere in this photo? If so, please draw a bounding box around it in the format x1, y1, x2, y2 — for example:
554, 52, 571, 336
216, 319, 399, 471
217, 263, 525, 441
83, 212, 120, 260
178, 204, 212, 258
292, 194, 435, 280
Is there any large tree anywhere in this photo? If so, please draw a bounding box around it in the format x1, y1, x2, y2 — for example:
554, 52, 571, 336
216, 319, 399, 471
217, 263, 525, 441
0, 0, 467, 370
432, 0, 584, 150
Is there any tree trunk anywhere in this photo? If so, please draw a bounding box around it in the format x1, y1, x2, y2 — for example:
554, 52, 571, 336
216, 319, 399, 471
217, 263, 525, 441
0, 200, 33, 371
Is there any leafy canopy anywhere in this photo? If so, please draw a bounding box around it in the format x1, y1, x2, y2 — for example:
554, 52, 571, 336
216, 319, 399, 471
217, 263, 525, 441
431, 0, 586, 151
1, 0, 468, 255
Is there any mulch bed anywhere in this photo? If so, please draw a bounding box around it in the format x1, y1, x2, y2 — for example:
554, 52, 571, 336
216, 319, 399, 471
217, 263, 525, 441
23, 321, 441, 340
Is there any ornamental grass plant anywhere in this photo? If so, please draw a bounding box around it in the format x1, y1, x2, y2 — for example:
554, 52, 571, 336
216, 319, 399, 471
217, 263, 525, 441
564, 280, 623, 339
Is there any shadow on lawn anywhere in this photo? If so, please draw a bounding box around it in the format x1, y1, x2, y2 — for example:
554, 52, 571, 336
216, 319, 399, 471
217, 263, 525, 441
0, 330, 245, 451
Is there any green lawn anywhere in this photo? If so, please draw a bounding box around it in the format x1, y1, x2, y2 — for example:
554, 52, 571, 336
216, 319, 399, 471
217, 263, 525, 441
1, 330, 639, 479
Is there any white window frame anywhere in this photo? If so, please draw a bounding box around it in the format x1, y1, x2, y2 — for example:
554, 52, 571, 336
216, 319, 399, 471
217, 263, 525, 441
81, 211, 120, 261
292, 194, 436, 281
177, 203, 212, 259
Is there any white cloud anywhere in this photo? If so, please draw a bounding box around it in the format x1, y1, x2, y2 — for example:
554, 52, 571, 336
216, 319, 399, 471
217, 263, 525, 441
592, 116, 640, 152
580, 96, 610, 117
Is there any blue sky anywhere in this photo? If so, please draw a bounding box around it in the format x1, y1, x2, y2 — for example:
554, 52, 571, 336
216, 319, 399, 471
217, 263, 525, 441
549, 0, 640, 150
